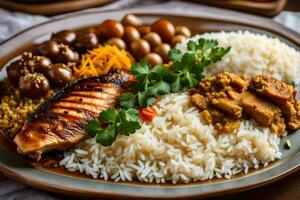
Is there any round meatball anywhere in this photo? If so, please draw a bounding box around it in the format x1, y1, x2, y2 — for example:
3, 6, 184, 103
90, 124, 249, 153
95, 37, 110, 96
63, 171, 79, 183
18, 73, 50, 98
6, 60, 22, 84
37, 40, 60, 59
47, 63, 73, 86
51, 30, 76, 45
73, 32, 99, 52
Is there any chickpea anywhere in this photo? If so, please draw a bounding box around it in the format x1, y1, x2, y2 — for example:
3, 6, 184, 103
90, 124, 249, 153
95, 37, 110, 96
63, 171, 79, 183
123, 26, 141, 44
175, 26, 191, 38
171, 35, 186, 47
130, 39, 151, 60
97, 19, 124, 38
143, 53, 163, 66
137, 26, 151, 36
143, 32, 162, 48
154, 43, 171, 62
122, 14, 143, 27
106, 38, 126, 49
151, 19, 175, 42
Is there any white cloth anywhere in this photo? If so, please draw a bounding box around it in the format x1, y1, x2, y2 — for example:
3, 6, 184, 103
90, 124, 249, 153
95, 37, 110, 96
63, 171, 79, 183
0, 1, 299, 199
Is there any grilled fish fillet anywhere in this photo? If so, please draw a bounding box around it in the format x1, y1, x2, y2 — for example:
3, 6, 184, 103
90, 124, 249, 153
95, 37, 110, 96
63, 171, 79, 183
14, 73, 124, 160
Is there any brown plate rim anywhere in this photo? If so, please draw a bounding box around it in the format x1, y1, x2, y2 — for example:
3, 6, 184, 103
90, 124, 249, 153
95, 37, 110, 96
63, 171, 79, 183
0, 3, 300, 199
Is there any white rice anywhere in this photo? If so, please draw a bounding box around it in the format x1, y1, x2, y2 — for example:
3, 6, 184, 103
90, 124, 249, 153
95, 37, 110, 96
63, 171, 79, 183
176, 31, 300, 84
60, 92, 281, 183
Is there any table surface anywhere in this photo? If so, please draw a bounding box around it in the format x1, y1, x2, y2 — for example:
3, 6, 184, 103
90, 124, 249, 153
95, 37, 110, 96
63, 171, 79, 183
0, 1, 299, 200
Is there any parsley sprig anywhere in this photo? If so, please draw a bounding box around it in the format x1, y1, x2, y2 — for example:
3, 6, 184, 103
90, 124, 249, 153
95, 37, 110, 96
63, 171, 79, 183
120, 38, 231, 108
86, 38, 230, 146
85, 108, 141, 146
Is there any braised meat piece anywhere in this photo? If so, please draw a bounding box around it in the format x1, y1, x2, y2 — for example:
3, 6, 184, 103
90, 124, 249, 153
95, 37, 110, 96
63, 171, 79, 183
251, 75, 300, 131
211, 98, 242, 118
240, 91, 281, 126
191, 94, 208, 111
251, 75, 295, 105
199, 72, 249, 94
191, 72, 299, 136
282, 101, 300, 130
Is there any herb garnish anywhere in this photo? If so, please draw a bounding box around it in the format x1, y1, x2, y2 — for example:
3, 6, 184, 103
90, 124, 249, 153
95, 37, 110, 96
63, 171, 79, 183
86, 38, 230, 145
85, 108, 141, 146
120, 38, 231, 108
284, 139, 292, 149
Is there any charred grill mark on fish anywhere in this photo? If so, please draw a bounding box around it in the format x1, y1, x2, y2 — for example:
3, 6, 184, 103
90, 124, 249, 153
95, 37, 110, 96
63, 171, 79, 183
28, 71, 123, 122
14, 72, 125, 160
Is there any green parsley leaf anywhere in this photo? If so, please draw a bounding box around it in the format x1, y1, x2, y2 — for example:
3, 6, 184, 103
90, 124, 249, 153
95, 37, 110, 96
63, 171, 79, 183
209, 46, 231, 63
100, 108, 118, 124
123, 108, 139, 121
151, 65, 176, 82
119, 92, 137, 109
152, 80, 170, 95
118, 109, 141, 136
131, 60, 151, 82
137, 91, 155, 107
95, 125, 117, 146
170, 74, 181, 92
168, 49, 183, 62
198, 38, 218, 51
85, 120, 102, 137
86, 108, 141, 146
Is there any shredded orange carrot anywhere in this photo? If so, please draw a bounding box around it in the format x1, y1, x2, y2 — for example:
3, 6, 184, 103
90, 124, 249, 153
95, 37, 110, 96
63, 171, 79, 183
73, 45, 134, 79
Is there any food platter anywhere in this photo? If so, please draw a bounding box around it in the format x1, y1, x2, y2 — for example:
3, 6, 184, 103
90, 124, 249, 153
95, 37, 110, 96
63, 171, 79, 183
0, 4, 300, 199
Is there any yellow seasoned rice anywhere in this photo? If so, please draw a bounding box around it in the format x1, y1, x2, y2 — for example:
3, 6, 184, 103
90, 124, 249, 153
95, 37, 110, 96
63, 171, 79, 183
0, 79, 52, 138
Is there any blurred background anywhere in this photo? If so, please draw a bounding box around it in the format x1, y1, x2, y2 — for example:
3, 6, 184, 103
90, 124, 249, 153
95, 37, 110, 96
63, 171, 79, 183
0, 0, 299, 200
1, 0, 300, 42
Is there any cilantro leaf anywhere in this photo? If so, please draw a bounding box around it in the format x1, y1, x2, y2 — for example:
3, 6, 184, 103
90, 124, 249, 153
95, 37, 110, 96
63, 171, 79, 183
137, 91, 155, 107
131, 60, 151, 82
197, 38, 218, 51
86, 108, 141, 146
119, 92, 137, 109
168, 49, 183, 62
100, 108, 118, 124
118, 110, 141, 136
151, 65, 176, 82
170, 74, 181, 92
152, 80, 170, 95
124, 108, 139, 121
95, 125, 117, 146
85, 120, 102, 137
209, 46, 231, 63
146, 97, 156, 107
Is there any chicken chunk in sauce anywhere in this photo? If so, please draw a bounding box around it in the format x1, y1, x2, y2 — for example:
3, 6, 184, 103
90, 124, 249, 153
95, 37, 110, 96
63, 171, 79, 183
191, 72, 300, 136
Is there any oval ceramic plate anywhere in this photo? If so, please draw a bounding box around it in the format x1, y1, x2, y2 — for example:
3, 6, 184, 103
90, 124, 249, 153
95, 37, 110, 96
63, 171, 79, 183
0, 3, 300, 199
